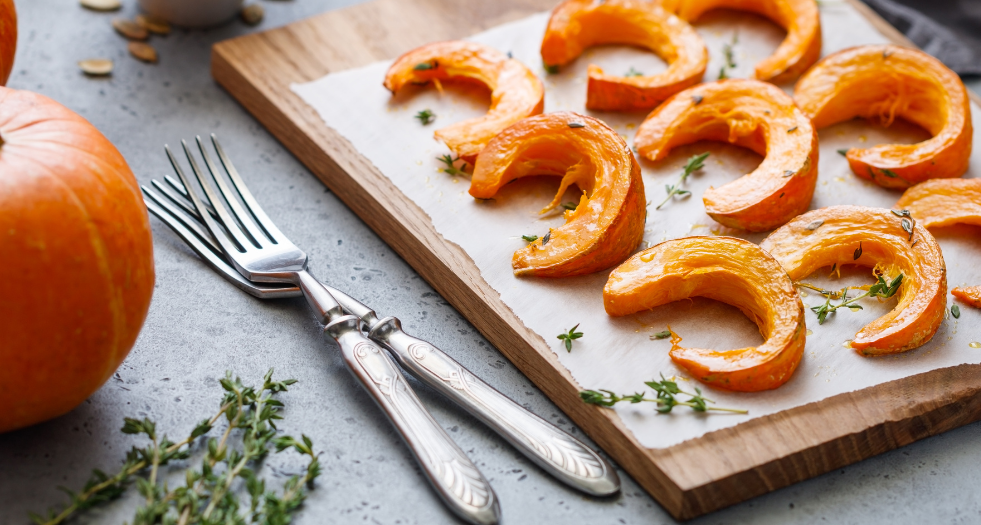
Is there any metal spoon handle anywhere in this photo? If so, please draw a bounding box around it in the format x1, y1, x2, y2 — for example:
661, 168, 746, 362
325, 316, 500, 525
369, 317, 620, 496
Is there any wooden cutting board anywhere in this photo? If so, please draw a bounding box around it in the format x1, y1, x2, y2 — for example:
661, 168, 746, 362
211, 0, 981, 519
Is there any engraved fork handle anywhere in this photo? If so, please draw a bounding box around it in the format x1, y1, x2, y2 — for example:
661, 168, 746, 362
325, 316, 500, 525
368, 317, 620, 497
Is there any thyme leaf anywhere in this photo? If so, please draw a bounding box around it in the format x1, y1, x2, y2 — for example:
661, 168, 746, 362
581, 374, 747, 414
557, 324, 584, 352
656, 152, 710, 209
436, 154, 467, 176
414, 109, 435, 125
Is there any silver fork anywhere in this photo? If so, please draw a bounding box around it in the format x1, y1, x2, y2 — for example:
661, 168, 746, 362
142, 136, 620, 502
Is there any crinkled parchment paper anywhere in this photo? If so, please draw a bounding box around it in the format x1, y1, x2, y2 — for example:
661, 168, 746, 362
292, 3, 981, 449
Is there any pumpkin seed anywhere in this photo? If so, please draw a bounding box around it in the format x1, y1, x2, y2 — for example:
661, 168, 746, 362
80, 0, 121, 11
113, 18, 149, 40
78, 58, 114, 76
241, 3, 265, 25
136, 14, 171, 35
128, 42, 158, 63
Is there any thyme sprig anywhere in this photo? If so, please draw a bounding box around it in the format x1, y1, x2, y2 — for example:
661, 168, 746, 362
718, 33, 738, 79
521, 234, 538, 243
892, 209, 916, 243
414, 109, 435, 125
30, 370, 320, 525
436, 154, 467, 176
557, 324, 583, 352
625, 66, 643, 77
806, 269, 904, 324
656, 152, 710, 209
581, 374, 747, 414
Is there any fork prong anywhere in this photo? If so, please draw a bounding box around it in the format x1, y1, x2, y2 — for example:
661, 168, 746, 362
211, 134, 288, 244
196, 135, 270, 249
163, 175, 218, 219
167, 144, 248, 260
177, 140, 255, 255
152, 178, 202, 220
144, 197, 302, 300
143, 184, 221, 254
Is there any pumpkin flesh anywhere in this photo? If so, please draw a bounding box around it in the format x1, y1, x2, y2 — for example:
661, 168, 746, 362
383, 40, 545, 163
760, 205, 946, 355
470, 112, 645, 277
0, 86, 156, 433
604, 236, 805, 392
634, 79, 818, 231
541, 0, 708, 111
951, 287, 981, 309
794, 45, 972, 189
659, 0, 821, 83
895, 178, 981, 229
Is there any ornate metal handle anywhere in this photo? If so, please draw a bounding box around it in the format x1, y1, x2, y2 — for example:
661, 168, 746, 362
368, 317, 620, 497
325, 316, 500, 525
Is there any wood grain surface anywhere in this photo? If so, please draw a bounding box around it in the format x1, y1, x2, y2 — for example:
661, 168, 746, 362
211, 0, 981, 519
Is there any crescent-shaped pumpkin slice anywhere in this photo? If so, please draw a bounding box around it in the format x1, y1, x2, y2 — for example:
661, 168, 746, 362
659, 0, 821, 83
604, 236, 806, 392
634, 79, 818, 231
470, 112, 645, 277
383, 40, 545, 163
540, 0, 708, 111
760, 205, 947, 355
794, 45, 972, 189
896, 178, 981, 309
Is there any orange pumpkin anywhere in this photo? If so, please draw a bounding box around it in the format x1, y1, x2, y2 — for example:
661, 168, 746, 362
0, 0, 15, 86
470, 112, 646, 277
604, 236, 806, 392
0, 87, 156, 433
895, 178, 981, 229
634, 79, 818, 231
540, 0, 708, 111
383, 40, 545, 164
951, 287, 981, 309
761, 205, 946, 355
794, 45, 972, 189
659, 0, 821, 83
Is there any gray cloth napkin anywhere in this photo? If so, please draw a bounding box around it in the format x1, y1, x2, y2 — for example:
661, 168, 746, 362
861, 0, 981, 75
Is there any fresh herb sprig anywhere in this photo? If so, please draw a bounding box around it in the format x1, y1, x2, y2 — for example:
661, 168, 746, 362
437, 154, 467, 176
625, 66, 643, 77
581, 374, 747, 414
414, 109, 435, 125
718, 33, 738, 79
30, 370, 320, 525
521, 234, 538, 243
656, 152, 710, 209
557, 324, 583, 352
807, 269, 904, 324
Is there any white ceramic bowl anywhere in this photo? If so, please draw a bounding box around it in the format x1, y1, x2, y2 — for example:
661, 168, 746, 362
138, 0, 244, 28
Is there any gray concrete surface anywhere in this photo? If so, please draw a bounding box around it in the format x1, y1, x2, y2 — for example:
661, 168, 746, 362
2, 1, 981, 524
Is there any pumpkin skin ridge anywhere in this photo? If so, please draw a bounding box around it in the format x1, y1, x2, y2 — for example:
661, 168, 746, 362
541, 0, 708, 111
794, 45, 972, 189
634, 79, 818, 231
951, 287, 981, 309
760, 205, 947, 355
383, 40, 545, 164
0, 87, 155, 433
0, 0, 15, 86
604, 236, 806, 392
470, 112, 646, 277
659, 0, 821, 83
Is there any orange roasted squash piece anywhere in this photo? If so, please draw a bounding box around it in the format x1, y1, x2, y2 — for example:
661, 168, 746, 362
761, 205, 947, 355
634, 79, 818, 231
951, 287, 981, 309
604, 236, 806, 392
795, 45, 972, 189
471, 112, 645, 277
541, 0, 707, 111
897, 178, 981, 310
0, 0, 15, 86
659, 0, 820, 83
383, 40, 545, 163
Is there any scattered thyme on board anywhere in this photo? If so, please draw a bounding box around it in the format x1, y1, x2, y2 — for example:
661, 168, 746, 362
656, 152, 710, 209
557, 324, 584, 352
30, 369, 320, 525
798, 268, 905, 325
414, 108, 435, 125
436, 154, 467, 176
581, 375, 747, 415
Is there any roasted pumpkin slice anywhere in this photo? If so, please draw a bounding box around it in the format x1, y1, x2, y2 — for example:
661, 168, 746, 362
952, 287, 981, 309
540, 0, 708, 111
604, 236, 805, 392
383, 40, 545, 163
895, 178, 981, 229
634, 79, 818, 231
470, 112, 645, 277
761, 205, 947, 355
794, 45, 972, 189
659, 0, 820, 83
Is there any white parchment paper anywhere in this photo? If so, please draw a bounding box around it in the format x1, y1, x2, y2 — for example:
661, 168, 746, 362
292, 3, 981, 449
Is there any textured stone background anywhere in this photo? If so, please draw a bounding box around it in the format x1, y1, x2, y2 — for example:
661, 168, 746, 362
1, 1, 980, 524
